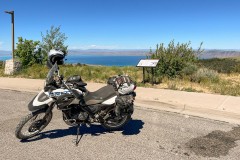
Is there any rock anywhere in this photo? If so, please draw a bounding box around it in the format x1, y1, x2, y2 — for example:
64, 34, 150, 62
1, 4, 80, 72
4, 59, 21, 75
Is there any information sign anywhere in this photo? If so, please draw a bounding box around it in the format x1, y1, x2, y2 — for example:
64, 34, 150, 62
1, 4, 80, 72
136, 59, 159, 85
137, 59, 159, 67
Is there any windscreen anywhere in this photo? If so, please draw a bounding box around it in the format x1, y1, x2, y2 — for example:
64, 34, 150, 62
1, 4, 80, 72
46, 63, 58, 85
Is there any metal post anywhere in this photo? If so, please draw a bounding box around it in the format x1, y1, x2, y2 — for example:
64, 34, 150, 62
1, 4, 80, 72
151, 67, 154, 86
5, 11, 14, 60
12, 11, 14, 60
142, 67, 145, 83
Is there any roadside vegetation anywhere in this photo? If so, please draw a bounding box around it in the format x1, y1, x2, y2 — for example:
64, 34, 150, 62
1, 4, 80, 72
1, 27, 239, 96
0, 63, 142, 82
14, 26, 68, 67
1, 57, 240, 96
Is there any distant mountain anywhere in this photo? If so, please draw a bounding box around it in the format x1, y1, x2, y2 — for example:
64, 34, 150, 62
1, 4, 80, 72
0, 50, 11, 56
68, 49, 240, 59
200, 50, 240, 59
1, 49, 240, 59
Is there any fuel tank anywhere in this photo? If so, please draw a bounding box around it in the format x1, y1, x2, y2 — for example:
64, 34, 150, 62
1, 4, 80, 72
55, 94, 75, 110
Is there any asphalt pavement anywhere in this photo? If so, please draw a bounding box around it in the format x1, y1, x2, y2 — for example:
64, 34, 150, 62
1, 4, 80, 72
1, 89, 240, 160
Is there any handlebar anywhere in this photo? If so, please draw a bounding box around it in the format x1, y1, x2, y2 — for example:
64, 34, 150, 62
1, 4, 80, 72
62, 81, 82, 100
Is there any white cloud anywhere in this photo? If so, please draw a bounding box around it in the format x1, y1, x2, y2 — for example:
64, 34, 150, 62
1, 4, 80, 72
90, 45, 97, 48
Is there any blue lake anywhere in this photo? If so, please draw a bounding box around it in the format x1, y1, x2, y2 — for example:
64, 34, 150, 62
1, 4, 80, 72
65, 55, 145, 66
0, 56, 11, 61
0, 54, 146, 66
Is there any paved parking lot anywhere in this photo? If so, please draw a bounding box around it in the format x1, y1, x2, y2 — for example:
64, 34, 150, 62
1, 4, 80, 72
0, 89, 240, 160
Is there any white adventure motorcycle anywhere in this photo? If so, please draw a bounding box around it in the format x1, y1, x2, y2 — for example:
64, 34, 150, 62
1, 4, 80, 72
15, 49, 136, 145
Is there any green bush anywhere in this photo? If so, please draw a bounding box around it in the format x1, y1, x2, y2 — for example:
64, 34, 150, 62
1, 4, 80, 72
181, 63, 198, 76
14, 37, 41, 67
148, 40, 203, 78
14, 26, 68, 68
40, 26, 68, 63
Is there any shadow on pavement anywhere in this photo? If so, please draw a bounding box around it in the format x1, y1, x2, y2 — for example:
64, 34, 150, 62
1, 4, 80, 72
20, 119, 144, 143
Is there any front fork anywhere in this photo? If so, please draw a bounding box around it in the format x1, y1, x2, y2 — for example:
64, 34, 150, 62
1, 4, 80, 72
39, 102, 55, 121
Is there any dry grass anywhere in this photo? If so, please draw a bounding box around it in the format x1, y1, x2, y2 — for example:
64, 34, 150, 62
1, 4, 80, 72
0, 63, 239, 96
220, 73, 240, 85
140, 73, 240, 96
147, 78, 211, 93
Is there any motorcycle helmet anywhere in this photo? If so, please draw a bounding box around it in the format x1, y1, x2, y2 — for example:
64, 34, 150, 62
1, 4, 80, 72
48, 49, 65, 65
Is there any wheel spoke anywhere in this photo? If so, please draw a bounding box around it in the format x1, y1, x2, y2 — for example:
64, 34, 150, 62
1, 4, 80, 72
17, 112, 52, 139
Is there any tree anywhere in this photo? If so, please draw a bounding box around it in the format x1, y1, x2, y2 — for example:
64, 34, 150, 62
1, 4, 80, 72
148, 40, 203, 78
14, 37, 41, 67
40, 26, 68, 62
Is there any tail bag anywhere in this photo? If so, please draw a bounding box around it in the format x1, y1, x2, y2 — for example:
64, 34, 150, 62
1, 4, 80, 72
107, 75, 135, 95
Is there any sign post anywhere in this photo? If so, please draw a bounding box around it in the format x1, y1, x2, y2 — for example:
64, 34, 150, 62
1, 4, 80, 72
137, 59, 159, 85
5, 10, 14, 61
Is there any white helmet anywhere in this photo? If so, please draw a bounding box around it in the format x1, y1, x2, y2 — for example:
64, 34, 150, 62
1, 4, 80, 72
48, 49, 65, 65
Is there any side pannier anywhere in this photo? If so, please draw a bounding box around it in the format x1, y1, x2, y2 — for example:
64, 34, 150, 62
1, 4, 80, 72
115, 94, 134, 116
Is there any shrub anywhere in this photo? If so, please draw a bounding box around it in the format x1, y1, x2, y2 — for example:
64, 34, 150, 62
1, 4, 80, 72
191, 68, 219, 83
181, 63, 198, 76
14, 37, 41, 67
148, 40, 203, 78
40, 26, 68, 63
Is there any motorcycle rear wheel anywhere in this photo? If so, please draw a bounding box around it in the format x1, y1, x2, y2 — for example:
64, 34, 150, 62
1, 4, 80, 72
101, 109, 131, 130
15, 110, 52, 140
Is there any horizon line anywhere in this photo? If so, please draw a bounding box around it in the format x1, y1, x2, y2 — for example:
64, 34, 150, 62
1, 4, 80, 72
1, 48, 240, 52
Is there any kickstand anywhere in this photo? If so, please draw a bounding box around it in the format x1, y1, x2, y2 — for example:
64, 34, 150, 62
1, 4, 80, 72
75, 124, 83, 146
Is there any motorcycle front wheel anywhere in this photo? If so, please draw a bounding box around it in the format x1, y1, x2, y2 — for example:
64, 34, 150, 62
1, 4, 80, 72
15, 110, 52, 140
101, 108, 131, 130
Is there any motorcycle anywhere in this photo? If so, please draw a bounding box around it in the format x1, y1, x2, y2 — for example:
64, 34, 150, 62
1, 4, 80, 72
15, 49, 136, 145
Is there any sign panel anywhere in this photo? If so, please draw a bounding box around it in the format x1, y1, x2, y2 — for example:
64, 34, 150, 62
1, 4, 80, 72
137, 59, 159, 67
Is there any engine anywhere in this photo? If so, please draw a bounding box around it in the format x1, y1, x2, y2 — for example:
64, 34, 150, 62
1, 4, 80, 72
62, 104, 102, 126
62, 104, 89, 126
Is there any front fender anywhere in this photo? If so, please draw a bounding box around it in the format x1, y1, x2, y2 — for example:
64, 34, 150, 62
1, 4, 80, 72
28, 90, 54, 112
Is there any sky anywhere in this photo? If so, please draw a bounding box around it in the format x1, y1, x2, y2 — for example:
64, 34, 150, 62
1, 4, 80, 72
0, 0, 240, 51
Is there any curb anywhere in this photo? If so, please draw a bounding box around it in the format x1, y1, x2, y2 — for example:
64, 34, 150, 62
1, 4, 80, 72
135, 99, 240, 124
1, 86, 240, 124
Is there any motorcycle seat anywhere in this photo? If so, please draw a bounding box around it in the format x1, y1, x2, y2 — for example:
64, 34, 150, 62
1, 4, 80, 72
84, 85, 117, 105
